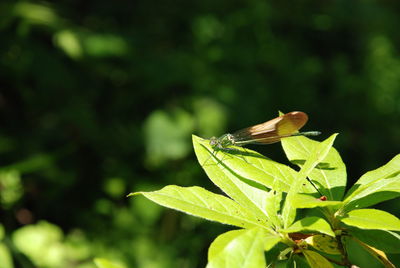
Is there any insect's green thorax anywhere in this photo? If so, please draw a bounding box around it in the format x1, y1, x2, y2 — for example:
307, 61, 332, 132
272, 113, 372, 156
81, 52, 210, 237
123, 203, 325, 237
210, 134, 236, 149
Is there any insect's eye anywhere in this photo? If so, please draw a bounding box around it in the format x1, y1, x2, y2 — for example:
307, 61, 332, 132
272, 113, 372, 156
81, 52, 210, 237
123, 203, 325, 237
209, 137, 217, 146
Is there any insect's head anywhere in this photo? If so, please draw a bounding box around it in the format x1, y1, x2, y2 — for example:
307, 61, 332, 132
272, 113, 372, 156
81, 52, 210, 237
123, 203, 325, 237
209, 136, 218, 147
209, 134, 235, 149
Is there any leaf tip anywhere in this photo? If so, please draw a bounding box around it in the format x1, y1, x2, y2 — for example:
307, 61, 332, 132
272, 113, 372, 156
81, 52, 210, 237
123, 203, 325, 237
126, 192, 142, 198
192, 134, 207, 145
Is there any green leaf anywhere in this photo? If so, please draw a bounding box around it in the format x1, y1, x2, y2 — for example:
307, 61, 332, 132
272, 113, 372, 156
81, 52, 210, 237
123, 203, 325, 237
208, 229, 246, 260
94, 258, 124, 268
283, 217, 335, 237
345, 237, 389, 267
342, 175, 400, 212
282, 134, 338, 228
144, 109, 194, 166
0, 224, 4, 240
305, 235, 340, 255
342, 154, 400, 211
303, 250, 334, 268
339, 209, 400, 231
291, 254, 313, 267
193, 135, 287, 224
349, 227, 400, 253
129, 185, 269, 229
193, 135, 304, 193
264, 190, 283, 228
206, 227, 267, 268
291, 194, 342, 208
347, 154, 400, 192
0, 242, 13, 268
282, 134, 346, 201
11, 220, 64, 267
263, 233, 282, 251
351, 237, 396, 268
208, 229, 281, 260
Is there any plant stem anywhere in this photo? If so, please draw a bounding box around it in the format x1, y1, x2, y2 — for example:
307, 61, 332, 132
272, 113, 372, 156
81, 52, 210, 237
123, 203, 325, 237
336, 233, 352, 267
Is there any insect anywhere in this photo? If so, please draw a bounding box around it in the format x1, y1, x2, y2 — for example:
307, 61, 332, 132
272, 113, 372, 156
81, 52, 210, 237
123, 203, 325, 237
209, 111, 320, 150
208, 111, 324, 196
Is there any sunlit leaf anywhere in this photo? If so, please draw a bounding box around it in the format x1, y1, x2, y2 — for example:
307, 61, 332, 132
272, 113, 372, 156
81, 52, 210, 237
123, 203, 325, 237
283, 217, 335, 237
193, 135, 281, 224
208, 229, 281, 259
263, 233, 282, 251
339, 209, 400, 231
342, 176, 400, 212
0, 242, 13, 268
0, 170, 23, 208
144, 110, 194, 166
303, 250, 334, 268
13, 2, 60, 27
208, 229, 246, 260
347, 154, 400, 189
130, 185, 269, 229
12, 221, 65, 267
263, 190, 283, 228
193, 135, 304, 193
54, 29, 83, 59
207, 228, 267, 268
94, 258, 125, 268
305, 234, 340, 255
193, 98, 227, 138
343, 154, 400, 211
291, 193, 342, 208
282, 134, 346, 201
282, 134, 338, 228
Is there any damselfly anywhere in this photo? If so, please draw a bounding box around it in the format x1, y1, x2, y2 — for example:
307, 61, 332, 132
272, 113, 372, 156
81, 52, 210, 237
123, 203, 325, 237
209, 111, 320, 150
208, 111, 323, 196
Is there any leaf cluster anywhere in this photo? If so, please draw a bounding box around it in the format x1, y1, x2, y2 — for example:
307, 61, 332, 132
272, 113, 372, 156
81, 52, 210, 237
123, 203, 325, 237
130, 134, 400, 267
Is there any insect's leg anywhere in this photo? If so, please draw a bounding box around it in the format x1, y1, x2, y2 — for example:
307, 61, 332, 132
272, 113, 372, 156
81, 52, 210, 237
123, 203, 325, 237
211, 146, 233, 164
239, 147, 251, 163
202, 149, 215, 166
222, 146, 249, 163
202, 145, 223, 166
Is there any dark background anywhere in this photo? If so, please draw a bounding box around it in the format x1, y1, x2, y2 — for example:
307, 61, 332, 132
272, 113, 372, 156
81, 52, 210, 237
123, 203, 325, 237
0, 0, 399, 267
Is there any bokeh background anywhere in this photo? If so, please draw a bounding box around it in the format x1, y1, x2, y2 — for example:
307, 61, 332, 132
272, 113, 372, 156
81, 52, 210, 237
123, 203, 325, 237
0, 0, 399, 267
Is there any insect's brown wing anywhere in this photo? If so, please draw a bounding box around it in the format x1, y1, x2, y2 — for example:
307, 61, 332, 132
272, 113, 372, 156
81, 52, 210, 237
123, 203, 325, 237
276, 111, 308, 136
232, 111, 308, 144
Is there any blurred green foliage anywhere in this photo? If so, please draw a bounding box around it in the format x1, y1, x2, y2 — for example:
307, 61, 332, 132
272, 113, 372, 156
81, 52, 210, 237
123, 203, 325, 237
94, 258, 125, 268
0, 0, 399, 267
